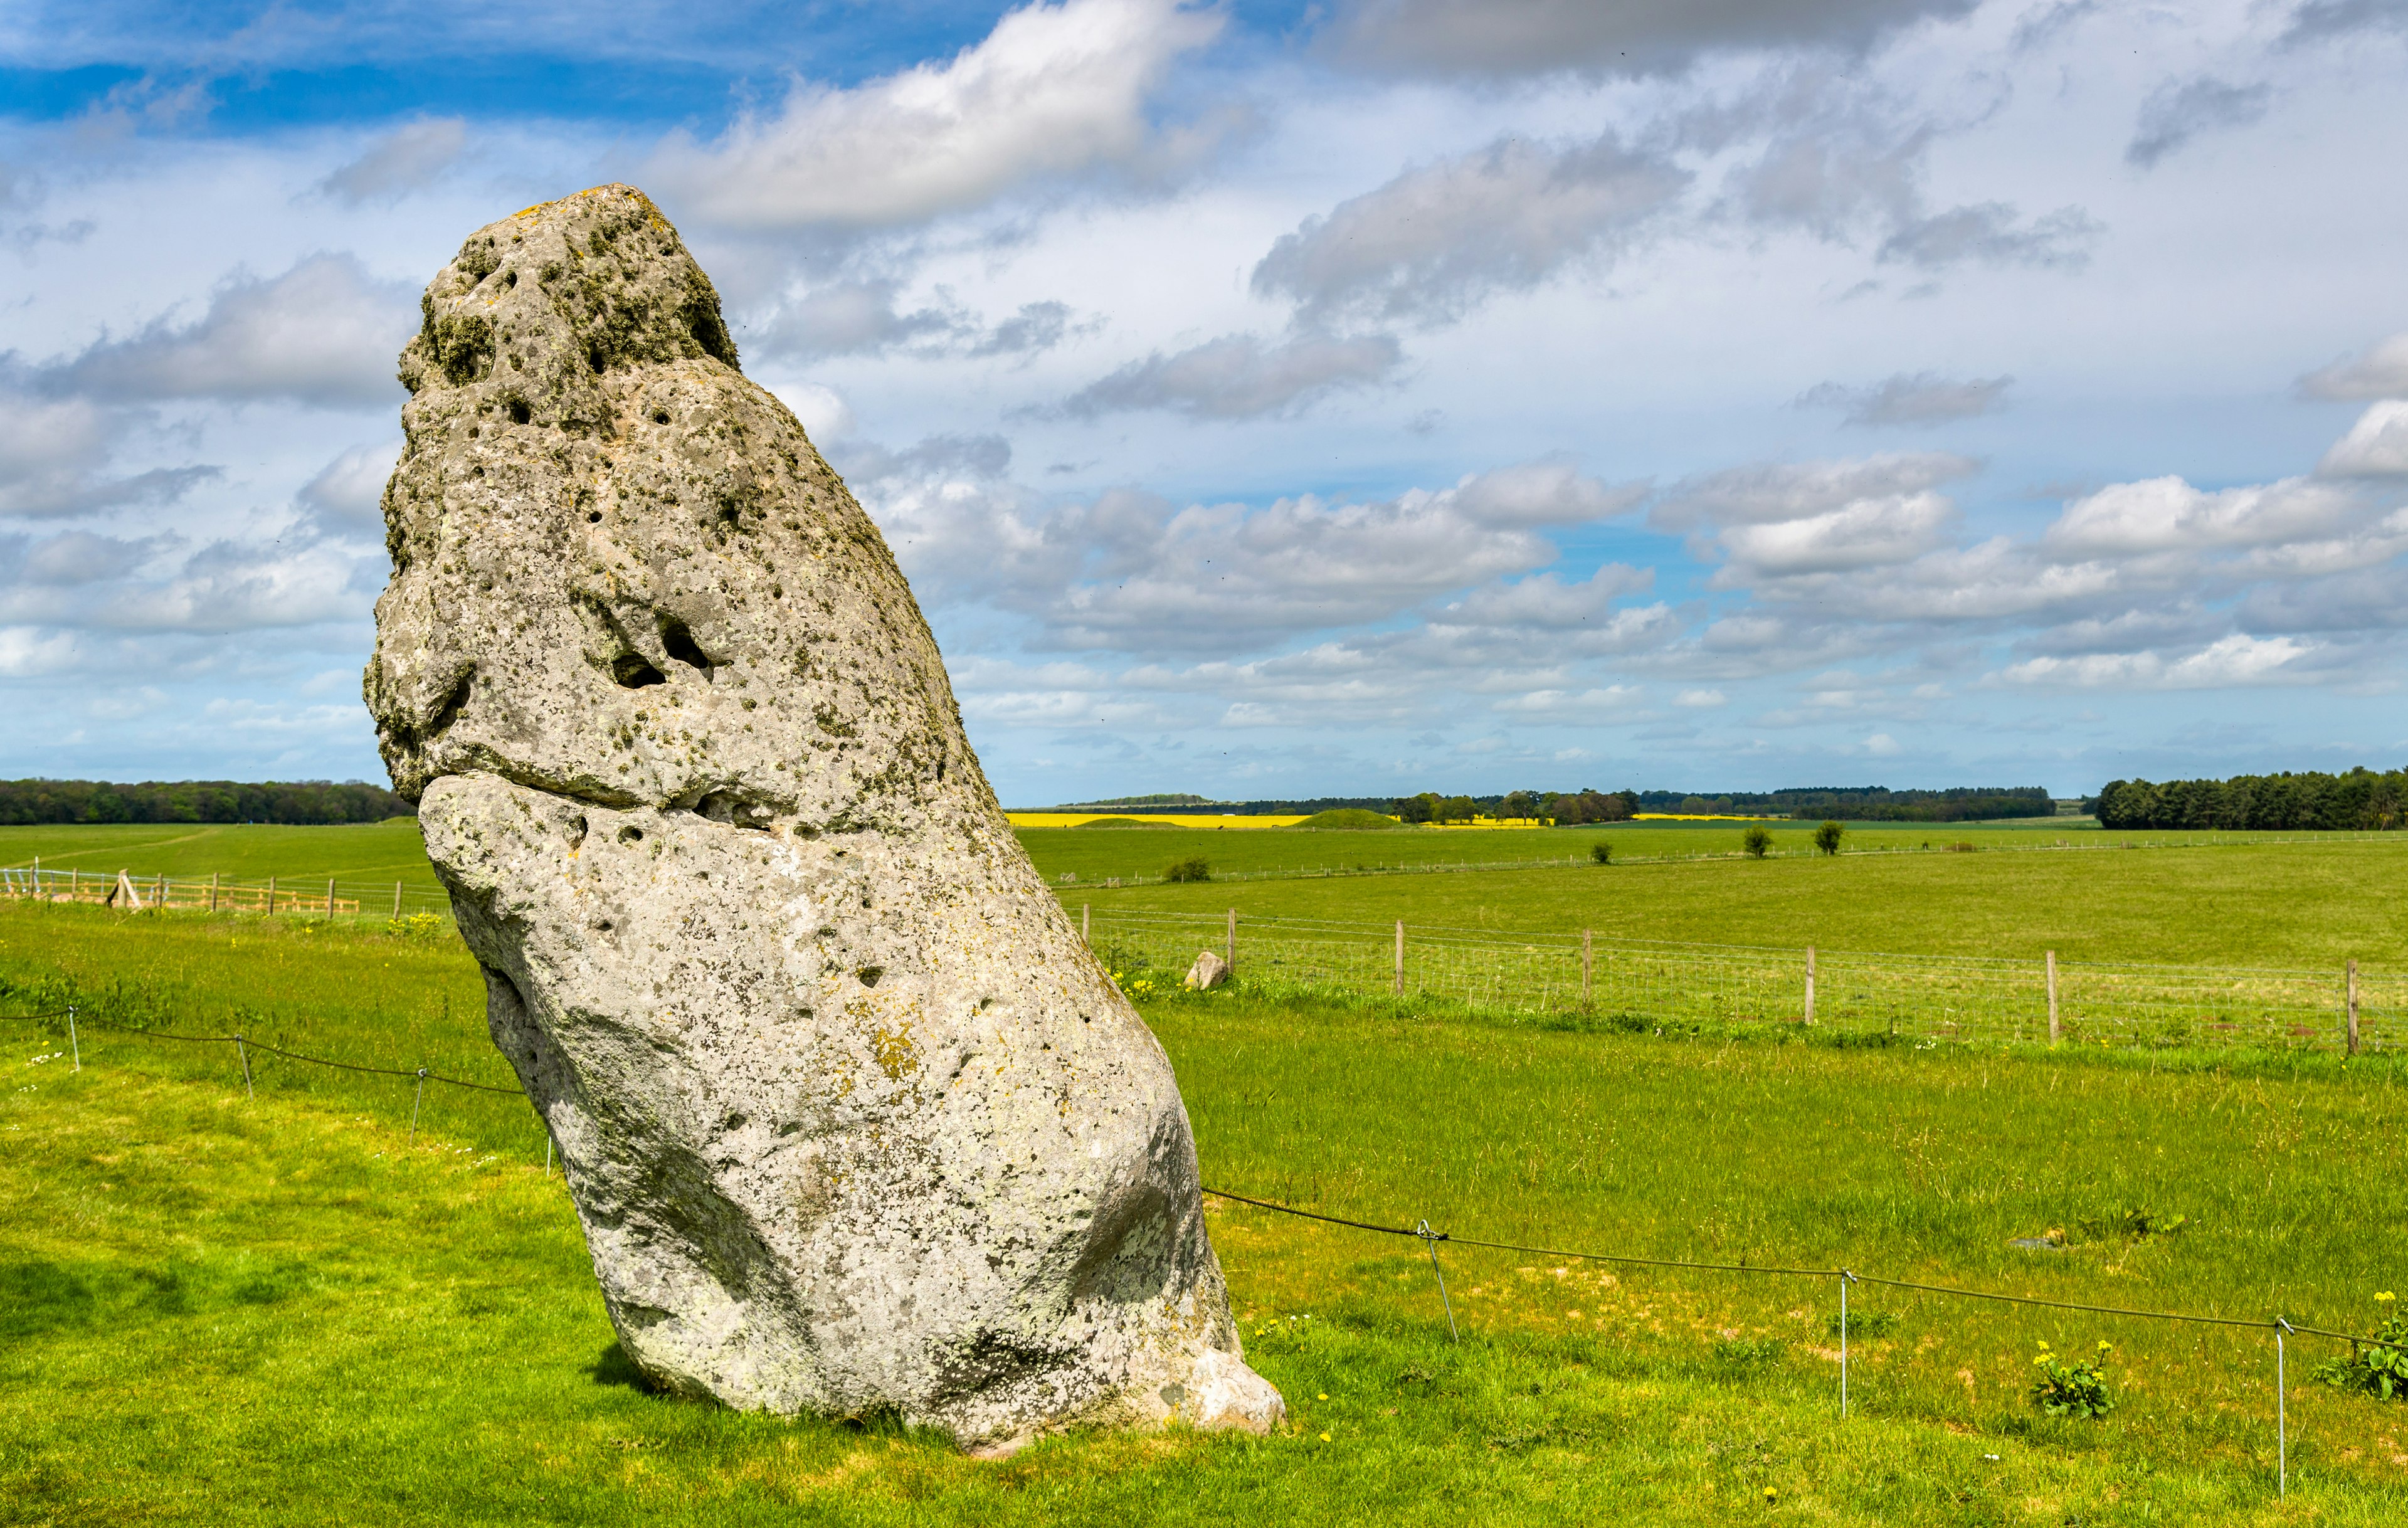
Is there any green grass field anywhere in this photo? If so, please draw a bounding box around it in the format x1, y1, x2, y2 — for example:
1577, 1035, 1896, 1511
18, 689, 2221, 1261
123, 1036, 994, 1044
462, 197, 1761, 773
3, 900, 2404, 1523
0, 819, 443, 892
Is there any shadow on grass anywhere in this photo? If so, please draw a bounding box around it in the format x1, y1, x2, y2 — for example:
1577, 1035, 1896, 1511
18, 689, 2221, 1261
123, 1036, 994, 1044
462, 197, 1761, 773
588, 1341, 652, 1392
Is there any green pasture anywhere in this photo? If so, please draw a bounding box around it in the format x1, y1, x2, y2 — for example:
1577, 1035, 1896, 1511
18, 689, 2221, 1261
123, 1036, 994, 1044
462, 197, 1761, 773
3, 901, 2405, 1523
0, 819, 440, 891
1084, 835, 2408, 969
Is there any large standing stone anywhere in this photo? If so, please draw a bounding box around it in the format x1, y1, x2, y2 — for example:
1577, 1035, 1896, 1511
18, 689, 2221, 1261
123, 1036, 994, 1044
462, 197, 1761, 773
364, 185, 1281, 1453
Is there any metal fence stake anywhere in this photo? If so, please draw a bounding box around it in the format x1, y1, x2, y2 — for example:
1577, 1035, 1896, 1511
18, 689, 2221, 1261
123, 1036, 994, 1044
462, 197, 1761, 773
411, 1067, 427, 1141
1225, 909, 1237, 977
2277, 1317, 2291, 1499
235, 1034, 254, 1099
545, 1134, 554, 1178
1803, 946, 1816, 1025
1582, 929, 1593, 1013
2346, 960, 2359, 1056
1393, 920, 1405, 998
1415, 1220, 1459, 1342
1082, 903, 1089, 944
67, 1004, 80, 1072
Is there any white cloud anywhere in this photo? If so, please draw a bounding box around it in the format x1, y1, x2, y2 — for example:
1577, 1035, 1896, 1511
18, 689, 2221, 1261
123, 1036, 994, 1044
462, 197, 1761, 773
1795, 371, 2010, 426
650, 0, 1220, 233
317, 119, 468, 204
1865, 730, 1902, 755
1652, 452, 1976, 530
2316, 399, 2408, 477
2126, 76, 2273, 169
1322, 0, 1980, 78
1252, 133, 1689, 327
1061, 331, 1403, 419
2299, 333, 2408, 400
1995, 634, 2316, 689
298, 440, 401, 532
56, 255, 413, 409
1491, 684, 1644, 719
2044, 475, 2365, 556
1437, 562, 1654, 629
1675, 687, 1728, 707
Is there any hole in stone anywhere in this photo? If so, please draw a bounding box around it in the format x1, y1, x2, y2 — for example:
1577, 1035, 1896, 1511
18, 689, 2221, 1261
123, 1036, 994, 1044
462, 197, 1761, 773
587, 510, 603, 524
857, 966, 884, 988
508, 398, 531, 425
659, 617, 712, 674
652, 409, 671, 425
694, 791, 770, 830
565, 814, 588, 849
588, 345, 607, 374
618, 825, 643, 844
611, 652, 666, 688
426, 667, 474, 739
503, 270, 518, 288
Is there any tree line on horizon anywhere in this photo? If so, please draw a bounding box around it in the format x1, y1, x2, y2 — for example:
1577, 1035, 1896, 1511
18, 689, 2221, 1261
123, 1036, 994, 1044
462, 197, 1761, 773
0, 779, 413, 826
1391, 786, 2052, 824
2091, 768, 2407, 831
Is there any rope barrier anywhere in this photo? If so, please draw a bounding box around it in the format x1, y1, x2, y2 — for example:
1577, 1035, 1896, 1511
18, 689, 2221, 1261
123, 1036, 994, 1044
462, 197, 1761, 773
1202, 1187, 2389, 1348
6, 1006, 2391, 1349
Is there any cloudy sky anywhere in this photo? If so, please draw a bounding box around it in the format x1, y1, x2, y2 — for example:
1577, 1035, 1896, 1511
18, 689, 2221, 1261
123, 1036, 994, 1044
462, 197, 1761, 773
4, 0, 2406, 804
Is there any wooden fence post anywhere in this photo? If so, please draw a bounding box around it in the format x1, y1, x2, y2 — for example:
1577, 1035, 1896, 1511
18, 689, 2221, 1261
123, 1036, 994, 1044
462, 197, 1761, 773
2047, 951, 2061, 1046
1803, 946, 1816, 1025
1081, 904, 1090, 943
325, 878, 335, 918
393, 882, 403, 917
1393, 921, 1405, 998
1582, 929, 1593, 1012
2347, 959, 2360, 1057
1225, 909, 1236, 976
209, 872, 219, 912
265, 875, 277, 915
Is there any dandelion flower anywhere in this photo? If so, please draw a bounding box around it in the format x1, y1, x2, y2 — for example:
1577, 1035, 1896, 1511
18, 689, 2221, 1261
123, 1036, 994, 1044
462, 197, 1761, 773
1319, 1431, 1331, 1442
2379, 1292, 2397, 1302
1763, 1485, 1778, 1502
1317, 1393, 1328, 1401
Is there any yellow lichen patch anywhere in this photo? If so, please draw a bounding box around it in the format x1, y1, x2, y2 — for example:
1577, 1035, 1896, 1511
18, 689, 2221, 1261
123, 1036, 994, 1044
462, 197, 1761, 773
872, 1025, 920, 1081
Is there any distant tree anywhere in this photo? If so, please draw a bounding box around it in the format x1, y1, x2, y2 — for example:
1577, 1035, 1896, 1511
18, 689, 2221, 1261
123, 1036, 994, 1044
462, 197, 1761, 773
1502, 790, 1539, 823
1743, 825, 1772, 858
1440, 794, 1477, 824
1814, 820, 1846, 856
1590, 841, 1612, 865
1393, 793, 1440, 824
1163, 856, 1212, 882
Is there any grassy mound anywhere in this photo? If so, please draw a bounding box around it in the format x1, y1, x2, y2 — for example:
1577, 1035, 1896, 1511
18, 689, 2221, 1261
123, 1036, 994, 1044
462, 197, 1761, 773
1072, 816, 1180, 829
1287, 809, 1405, 830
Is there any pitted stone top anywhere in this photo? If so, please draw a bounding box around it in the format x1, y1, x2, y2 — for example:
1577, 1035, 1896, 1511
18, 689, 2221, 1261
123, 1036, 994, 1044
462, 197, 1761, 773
367, 184, 975, 836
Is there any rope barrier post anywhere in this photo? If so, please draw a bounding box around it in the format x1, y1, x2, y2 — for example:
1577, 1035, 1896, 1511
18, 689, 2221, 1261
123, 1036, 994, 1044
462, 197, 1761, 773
209, 872, 219, 912
1415, 1220, 1459, 1342
1082, 904, 1089, 944
265, 875, 277, 916
545, 1133, 554, 1178
1394, 920, 1405, 998
325, 878, 335, 919
2047, 950, 2061, 1046
67, 1004, 80, 1072
393, 881, 403, 919
2276, 1317, 2291, 1499
1804, 946, 1816, 1025
1839, 1270, 1857, 1418
235, 1033, 253, 1100
1582, 929, 1593, 1013
1225, 909, 1236, 977
411, 1067, 427, 1141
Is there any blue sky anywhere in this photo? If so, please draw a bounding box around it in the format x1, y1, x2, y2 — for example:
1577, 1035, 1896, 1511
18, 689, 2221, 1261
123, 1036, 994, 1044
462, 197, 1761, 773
4, 1, 2407, 804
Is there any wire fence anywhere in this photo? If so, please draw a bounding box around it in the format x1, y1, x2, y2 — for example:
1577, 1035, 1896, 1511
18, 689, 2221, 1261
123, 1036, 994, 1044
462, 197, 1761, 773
1079, 905, 2399, 1055
0, 864, 452, 922
4, 1003, 2396, 1499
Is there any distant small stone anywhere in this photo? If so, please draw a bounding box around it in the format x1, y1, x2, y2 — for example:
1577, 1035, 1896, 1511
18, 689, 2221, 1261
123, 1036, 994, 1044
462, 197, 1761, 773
1185, 951, 1230, 989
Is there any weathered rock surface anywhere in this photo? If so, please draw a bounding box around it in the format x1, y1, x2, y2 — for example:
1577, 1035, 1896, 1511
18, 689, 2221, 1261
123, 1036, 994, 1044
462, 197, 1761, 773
364, 185, 1281, 1453
1183, 951, 1230, 990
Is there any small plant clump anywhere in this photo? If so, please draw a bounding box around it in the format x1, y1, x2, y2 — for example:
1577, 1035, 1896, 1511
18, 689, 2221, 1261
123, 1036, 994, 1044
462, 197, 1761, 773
2313, 1292, 2407, 1401
1163, 856, 1212, 883
1742, 826, 1772, 858
385, 912, 446, 938
1590, 841, 1612, 865
2030, 1339, 2115, 1418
